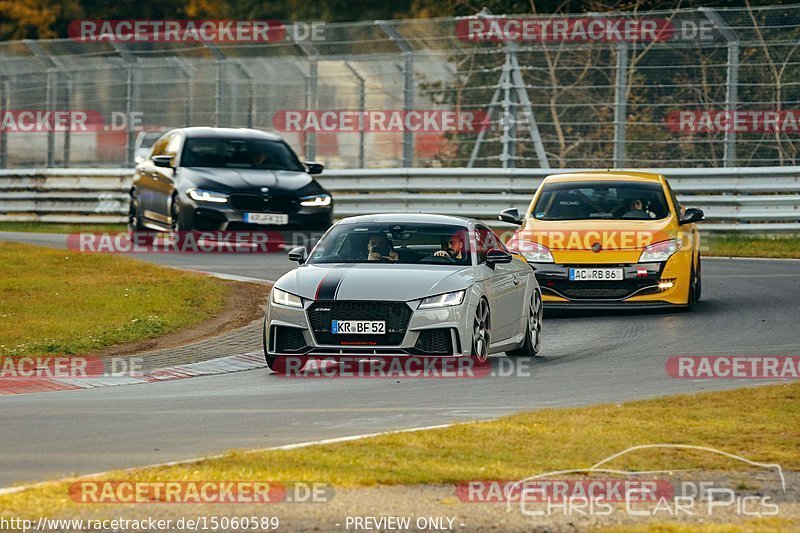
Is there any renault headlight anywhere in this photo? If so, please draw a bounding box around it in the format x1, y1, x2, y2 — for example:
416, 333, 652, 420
271, 287, 303, 308
300, 194, 332, 207
418, 290, 465, 309
511, 240, 554, 263
639, 239, 682, 263
187, 188, 228, 203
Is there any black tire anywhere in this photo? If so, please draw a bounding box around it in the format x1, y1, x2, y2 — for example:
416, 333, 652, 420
695, 254, 702, 302
471, 298, 491, 364
127, 191, 155, 245
686, 263, 698, 311
170, 194, 190, 232
507, 290, 543, 357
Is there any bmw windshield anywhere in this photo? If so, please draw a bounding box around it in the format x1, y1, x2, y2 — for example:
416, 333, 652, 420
181, 138, 305, 171
308, 223, 473, 265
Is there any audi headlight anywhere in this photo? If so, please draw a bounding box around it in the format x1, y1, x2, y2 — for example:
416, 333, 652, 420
271, 287, 303, 308
418, 290, 466, 309
300, 194, 332, 207
187, 188, 228, 203
510, 240, 554, 263
639, 239, 682, 263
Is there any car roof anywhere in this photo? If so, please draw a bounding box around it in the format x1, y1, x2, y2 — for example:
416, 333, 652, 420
542, 170, 665, 184
337, 213, 474, 227
171, 127, 284, 141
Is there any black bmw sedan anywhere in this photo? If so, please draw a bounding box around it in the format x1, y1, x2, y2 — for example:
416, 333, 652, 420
129, 127, 333, 234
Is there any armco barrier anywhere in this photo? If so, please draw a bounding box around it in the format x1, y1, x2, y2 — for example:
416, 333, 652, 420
1, 167, 799, 232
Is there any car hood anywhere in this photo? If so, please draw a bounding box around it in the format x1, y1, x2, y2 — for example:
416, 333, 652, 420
180, 168, 319, 193
277, 263, 475, 302
516, 217, 678, 251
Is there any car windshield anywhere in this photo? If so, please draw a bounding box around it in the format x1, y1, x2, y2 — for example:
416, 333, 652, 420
181, 138, 305, 171
532, 180, 670, 221
308, 223, 473, 266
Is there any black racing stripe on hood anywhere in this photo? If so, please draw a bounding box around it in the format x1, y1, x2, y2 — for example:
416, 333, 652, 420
315, 265, 355, 300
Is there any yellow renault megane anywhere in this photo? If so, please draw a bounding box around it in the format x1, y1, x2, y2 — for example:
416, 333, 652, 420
500, 171, 704, 310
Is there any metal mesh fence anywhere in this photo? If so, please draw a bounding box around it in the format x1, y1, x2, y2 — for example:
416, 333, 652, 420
1, 4, 800, 169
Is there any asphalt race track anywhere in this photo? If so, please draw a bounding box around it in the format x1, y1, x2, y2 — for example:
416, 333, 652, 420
1, 231, 799, 488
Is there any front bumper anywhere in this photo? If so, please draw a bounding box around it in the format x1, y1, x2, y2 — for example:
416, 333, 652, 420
532, 256, 690, 306
265, 297, 474, 357
180, 193, 332, 231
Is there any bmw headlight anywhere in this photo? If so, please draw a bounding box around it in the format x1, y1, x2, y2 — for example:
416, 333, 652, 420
511, 240, 555, 263
639, 239, 682, 263
418, 290, 466, 309
271, 287, 303, 308
300, 194, 332, 207
187, 188, 228, 203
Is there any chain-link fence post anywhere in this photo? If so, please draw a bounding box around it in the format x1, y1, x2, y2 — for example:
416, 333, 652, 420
701, 7, 739, 167
508, 48, 549, 169
613, 42, 629, 168
296, 41, 318, 161
108, 44, 138, 166
46, 70, 56, 166
63, 77, 72, 166
125, 64, 139, 166
170, 58, 194, 126
205, 44, 227, 128
235, 61, 256, 129
0, 79, 8, 168
500, 52, 513, 168
344, 61, 366, 168
25, 41, 59, 167
378, 21, 414, 167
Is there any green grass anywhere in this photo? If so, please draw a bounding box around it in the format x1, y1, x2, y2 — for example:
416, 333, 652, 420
704, 235, 800, 259
0, 221, 127, 233
2, 382, 797, 518
0, 241, 229, 357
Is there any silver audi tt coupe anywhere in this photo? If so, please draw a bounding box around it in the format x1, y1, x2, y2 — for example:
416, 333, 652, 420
263, 214, 542, 371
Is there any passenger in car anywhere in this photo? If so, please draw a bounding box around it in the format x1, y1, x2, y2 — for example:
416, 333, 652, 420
367, 235, 399, 262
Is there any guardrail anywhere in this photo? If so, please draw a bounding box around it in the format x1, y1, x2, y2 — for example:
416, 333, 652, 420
1, 167, 799, 232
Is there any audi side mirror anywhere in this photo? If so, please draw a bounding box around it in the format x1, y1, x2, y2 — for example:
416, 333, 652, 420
288, 246, 308, 264
486, 248, 513, 267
